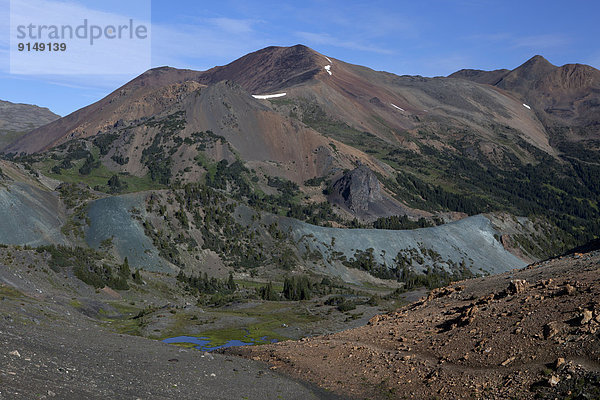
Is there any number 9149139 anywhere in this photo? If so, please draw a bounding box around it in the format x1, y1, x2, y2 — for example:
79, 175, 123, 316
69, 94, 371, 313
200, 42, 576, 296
18, 43, 67, 52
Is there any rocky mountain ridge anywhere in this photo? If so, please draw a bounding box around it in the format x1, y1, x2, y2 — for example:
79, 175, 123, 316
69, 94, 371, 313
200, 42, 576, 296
450, 55, 600, 130
0, 100, 59, 150
1, 45, 599, 284
1, 46, 599, 400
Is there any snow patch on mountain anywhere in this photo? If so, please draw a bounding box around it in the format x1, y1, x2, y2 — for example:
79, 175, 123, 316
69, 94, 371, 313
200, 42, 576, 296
324, 65, 332, 75
523, 103, 531, 110
391, 103, 405, 112
252, 93, 287, 99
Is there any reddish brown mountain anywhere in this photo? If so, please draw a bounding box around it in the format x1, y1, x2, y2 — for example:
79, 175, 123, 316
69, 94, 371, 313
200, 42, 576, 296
5, 45, 556, 159
5, 47, 600, 228
448, 68, 510, 85
3, 45, 325, 154
450, 55, 600, 130
197, 45, 324, 92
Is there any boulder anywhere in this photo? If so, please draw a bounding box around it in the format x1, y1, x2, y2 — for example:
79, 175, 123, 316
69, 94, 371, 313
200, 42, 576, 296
543, 321, 560, 339
508, 279, 528, 294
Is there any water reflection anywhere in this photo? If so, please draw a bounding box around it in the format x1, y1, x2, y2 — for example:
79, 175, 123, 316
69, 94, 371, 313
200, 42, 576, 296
163, 335, 277, 351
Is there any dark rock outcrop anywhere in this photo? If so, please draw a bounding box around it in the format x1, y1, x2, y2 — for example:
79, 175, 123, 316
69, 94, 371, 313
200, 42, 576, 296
330, 165, 383, 214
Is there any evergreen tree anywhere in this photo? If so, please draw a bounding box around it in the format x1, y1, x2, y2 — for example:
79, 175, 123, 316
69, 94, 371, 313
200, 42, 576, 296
259, 281, 278, 301
227, 272, 237, 293
132, 269, 143, 284
282, 276, 312, 301
119, 257, 130, 279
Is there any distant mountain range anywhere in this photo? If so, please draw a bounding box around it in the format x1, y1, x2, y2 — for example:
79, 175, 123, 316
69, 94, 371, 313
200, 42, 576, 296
2, 45, 599, 276
450, 54, 600, 133
0, 100, 59, 151
8, 47, 600, 160
3, 46, 599, 400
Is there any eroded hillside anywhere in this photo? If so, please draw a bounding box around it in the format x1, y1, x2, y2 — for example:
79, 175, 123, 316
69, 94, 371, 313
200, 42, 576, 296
229, 250, 600, 399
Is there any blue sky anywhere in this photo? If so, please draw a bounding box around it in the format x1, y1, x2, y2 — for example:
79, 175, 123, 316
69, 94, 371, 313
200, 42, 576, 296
1, 0, 599, 116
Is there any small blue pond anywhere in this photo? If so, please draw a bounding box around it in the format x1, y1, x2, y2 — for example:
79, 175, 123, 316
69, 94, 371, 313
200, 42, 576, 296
162, 335, 277, 352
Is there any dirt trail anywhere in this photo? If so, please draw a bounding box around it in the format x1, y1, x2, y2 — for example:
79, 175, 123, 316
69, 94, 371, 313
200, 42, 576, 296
228, 251, 600, 399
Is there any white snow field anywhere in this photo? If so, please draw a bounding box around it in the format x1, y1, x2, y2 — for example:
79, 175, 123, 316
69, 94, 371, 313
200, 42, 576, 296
252, 93, 287, 99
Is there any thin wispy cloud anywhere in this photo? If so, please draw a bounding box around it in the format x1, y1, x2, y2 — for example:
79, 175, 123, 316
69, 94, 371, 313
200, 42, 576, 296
295, 32, 394, 55
466, 33, 511, 43
466, 32, 570, 50
286, 4, 417, 56
323, 11, 416, 39
151, 19, 272, 69
0, 70, 135, 91
0, 0, 9, 49
207, 17, 258, 35
512, 34, 570, 49
7, 0, 151, 75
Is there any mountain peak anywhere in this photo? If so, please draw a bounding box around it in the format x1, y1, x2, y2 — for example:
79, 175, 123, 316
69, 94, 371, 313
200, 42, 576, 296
528, 54, 552, 64
255, 44, 316, 56
520, 55, 555, 70
494, 55, 557, 93
199, 44, 326, 93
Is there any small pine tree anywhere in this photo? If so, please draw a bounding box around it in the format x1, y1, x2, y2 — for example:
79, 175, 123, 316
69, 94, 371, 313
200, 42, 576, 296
107, 175, 128, 193
119, 257, 131, 278
226, 272, 236, 293
132, 269, 143, 284
282, 276, 312, 301
259, 282, 278, 301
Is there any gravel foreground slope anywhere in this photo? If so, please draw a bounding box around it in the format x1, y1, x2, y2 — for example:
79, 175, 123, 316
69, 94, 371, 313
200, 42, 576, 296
228, 251, 600, 399
0, 287, 342, 400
